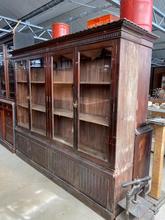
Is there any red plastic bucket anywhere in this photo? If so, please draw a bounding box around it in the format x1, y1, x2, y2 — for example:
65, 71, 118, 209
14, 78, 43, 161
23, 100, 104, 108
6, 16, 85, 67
120, 0, 153, 32
52, 23, 70, 38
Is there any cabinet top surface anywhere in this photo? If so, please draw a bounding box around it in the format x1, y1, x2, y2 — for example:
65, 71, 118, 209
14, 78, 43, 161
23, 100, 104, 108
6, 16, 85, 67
12, 19, 157, 57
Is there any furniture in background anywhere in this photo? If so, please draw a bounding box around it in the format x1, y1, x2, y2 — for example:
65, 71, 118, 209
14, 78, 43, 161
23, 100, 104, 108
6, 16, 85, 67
0, 43, 15, 99
0, 99, 15, 152
0, 36, 15, 151
150, 66, 165, 97
149, 118, 165, 200
148, 106, 165, 118
12, 19, 156, 219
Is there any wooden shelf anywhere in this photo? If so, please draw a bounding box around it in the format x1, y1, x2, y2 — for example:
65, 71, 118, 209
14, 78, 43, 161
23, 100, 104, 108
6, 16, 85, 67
17, 103, 28, 108
53, 109, 109, 126
79, 144, 107, 161
53, 81, 73, 84
54, 108, 73, 118
54, 67, 73, 71
31, 127, 46, 136
31, 81, 45, 84
17, 81, 27, 83
18, 122, 29, 129
31, 66, 44, 68
80, 81, 111, 85
53, 135, 73, 147
80, 113, 109, 127
32, 104, 46, 113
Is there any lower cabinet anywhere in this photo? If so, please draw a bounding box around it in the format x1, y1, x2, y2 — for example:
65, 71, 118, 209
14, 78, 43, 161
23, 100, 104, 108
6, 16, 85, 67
0, 99, 15, 151
0, 109, 4, 139
15, 129, 115, 219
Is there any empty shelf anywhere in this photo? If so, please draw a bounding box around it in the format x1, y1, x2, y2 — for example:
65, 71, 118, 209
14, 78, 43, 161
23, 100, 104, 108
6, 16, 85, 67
80, 81, 111, 85
17, 103, 28, 108
32, 104, 46, 112
80, 113, 109, 127
31, 127, 46, 136
54, 109, 73, 118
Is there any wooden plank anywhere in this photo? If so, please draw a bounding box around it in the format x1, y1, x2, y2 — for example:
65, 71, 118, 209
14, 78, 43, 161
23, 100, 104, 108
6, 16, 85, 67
32, 104, 46, 113
150, 125, 165, 199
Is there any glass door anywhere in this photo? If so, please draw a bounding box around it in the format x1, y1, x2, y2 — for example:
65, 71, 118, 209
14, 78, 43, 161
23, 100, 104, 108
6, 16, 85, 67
7, 44, 15, 99
78, 47, 112, 161
30, 58, 46, 136
0, 45, 6, 97
16, 60, 29, 129
52, 52, 73, 147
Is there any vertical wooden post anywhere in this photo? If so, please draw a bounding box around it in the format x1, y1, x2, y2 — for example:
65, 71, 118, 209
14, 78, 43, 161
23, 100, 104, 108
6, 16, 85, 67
150, 125, 165, 199
73, 48, 79, 150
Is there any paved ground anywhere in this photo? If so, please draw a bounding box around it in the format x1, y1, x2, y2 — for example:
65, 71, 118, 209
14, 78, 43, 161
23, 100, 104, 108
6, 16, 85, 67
0, 145, 164, 220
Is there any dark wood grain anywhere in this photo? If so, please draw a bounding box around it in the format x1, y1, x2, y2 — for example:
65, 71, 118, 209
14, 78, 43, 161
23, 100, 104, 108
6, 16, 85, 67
133, 125, 153, 179
0, 99, 15, 151
13, 19, 157, 220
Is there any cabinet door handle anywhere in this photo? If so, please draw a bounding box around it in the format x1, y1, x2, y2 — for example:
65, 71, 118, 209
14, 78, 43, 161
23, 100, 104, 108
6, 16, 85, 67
73, 101, 78, 108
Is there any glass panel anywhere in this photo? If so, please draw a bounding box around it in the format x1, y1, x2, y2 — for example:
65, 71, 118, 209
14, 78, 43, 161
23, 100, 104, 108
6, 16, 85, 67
30, 58, 46, 136
7, 44, 15, 99
8, 60, 15, 99
0, 46, 6, 97
52, 53, 73, 147
16, 60, 29, 129
79, 48, 112, 161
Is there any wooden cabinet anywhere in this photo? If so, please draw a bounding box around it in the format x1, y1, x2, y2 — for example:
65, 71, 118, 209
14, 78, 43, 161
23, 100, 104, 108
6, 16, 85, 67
0, 45, 6, 97
13, 19, 157, 219
0, 44, 15, 100
0, 36, 15, 152
0, 107, 5, 139
0, 99, 15, 151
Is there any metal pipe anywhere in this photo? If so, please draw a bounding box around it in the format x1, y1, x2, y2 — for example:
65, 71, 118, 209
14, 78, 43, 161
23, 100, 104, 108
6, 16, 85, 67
1, 0, 64, 31
20, 0, 65, 22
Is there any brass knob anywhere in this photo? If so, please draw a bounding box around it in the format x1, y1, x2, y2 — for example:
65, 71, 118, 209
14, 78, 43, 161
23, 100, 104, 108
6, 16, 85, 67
73, 101, 78, 108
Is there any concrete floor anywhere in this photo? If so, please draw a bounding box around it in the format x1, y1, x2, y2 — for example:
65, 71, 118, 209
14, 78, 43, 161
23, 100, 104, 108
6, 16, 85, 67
0, 145, 164, 220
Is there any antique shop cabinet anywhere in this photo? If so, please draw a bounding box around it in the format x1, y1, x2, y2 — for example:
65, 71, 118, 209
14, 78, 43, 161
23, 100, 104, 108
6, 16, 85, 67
0, 42, 15, 151
12, 19, 157, 219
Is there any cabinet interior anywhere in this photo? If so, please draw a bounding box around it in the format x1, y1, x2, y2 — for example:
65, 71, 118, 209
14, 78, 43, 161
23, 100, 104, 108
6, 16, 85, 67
30, 58, 46, 135
52, 53, 73, 146
78, 48, 111, 160
16, 48, 112, 160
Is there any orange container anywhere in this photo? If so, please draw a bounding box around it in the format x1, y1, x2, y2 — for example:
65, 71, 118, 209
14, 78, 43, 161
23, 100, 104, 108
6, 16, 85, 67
87, 14, 119, 28
52, 22, 70, 38
120, 0, 153, 32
